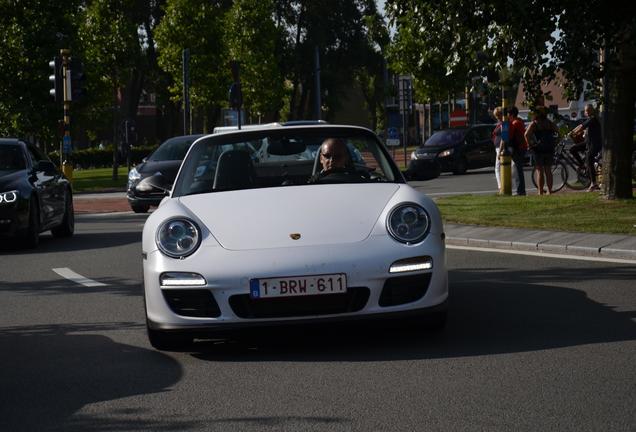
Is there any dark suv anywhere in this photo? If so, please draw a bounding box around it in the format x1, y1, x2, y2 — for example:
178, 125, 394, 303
405, 124, 495, 180
127, 134, 203, 213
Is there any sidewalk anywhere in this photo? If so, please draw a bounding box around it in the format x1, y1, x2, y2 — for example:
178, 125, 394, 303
73, 193, 636, 261
445, 223, 636, 261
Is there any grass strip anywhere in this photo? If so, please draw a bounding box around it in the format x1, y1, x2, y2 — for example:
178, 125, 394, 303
435, 192, 636, 235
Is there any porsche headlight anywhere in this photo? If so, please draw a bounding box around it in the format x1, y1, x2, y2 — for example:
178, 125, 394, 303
156, 218, 201, 258
387, 203, 430, 244
0, 190, 18, 205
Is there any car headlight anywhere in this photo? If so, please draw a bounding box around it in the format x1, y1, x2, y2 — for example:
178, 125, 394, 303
0, 190, 18, 205
387, 203, 430, 244
438, 148, 454, 158
410, 151, 417, 160
128, 168, 142, 189
156, 218, 201, 258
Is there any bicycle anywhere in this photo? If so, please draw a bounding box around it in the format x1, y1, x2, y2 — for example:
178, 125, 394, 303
531, 134, 595, 192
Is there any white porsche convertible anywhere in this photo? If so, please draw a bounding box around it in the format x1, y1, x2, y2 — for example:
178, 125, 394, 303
142, 124, 448, 350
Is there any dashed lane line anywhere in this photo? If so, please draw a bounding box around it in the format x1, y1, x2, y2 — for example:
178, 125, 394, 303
52, 268, 107, 287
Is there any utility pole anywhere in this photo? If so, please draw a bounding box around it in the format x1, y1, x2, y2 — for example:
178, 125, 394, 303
229, 60, 243, 129
60, 49, 73, 180
182, 48, 190, 135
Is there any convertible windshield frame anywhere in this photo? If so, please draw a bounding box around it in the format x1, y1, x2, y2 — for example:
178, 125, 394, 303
171, 126, 404, 198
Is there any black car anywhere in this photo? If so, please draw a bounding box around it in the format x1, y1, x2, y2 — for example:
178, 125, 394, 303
127, 134, 203, 213
0, 138, 74, 247
405, 124, 495, 180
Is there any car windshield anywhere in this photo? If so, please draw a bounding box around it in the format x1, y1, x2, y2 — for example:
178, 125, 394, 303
172, 128, 401, 197
422, 129, 466, 147
148, 136, 201, 162
0, 145, 26, 174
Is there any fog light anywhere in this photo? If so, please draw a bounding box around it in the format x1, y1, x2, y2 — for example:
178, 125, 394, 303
389, 256, 433, 273
160, 272, 206, 286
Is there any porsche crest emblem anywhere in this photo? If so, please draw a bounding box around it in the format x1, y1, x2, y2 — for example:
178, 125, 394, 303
290, 233, 301, 240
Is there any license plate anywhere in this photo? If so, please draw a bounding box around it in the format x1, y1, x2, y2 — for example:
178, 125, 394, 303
250, 273, 347, 299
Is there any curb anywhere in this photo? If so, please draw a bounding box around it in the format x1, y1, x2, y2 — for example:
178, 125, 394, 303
446, 236, 636, 261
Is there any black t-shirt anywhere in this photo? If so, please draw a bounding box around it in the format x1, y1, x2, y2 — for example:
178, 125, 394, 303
582, 117, 602, 151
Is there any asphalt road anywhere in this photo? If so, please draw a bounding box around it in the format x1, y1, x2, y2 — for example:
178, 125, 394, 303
0, 214, 634, 432
410, 166, 536, 196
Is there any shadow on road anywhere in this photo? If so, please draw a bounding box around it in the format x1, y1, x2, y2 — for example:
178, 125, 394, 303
0, 213, 147, 256
0, 277, 142, 297
0, 322, 187, 431
190, 266, 636, 362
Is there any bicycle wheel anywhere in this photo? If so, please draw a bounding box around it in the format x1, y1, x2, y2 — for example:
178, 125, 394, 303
551, 161, 567, 192
565, 163, 591, 190
531, 161, 567, 192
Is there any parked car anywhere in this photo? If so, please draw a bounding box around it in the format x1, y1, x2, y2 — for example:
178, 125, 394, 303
0, 138, 74, 248
142, 124, 448, 350
127, 134, 203, 213
405, 124, 495, 180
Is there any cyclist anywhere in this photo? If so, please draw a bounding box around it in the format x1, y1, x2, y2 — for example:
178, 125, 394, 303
570, 104, 602, 191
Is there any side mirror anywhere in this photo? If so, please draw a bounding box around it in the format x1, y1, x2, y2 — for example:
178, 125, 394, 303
142, 157, 148, 163
139, 173, 171, 193
36, 160, 57, 174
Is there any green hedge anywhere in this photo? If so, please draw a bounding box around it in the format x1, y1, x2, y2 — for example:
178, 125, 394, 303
48, 145, 158, 168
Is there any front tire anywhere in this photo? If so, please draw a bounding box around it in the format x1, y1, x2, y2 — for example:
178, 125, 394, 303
131, 203, 150, 213
23, 197, 40, 249
452, 157, 468, 175
51, 189, 74, 237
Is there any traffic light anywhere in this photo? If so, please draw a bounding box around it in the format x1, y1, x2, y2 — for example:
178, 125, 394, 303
48, 56, 62, 102
70, 58, 86, 101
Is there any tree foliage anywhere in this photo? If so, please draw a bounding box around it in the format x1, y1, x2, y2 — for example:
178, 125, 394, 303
273, 0, 380, 121
155, 0, 231, 117
0, 0, 79, 145
225, 0, 286, 120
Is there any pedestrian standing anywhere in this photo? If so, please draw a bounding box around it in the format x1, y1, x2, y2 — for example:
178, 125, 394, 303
525, 106, 558, 195
491, 107, 504, 190
507, 106, 527, 196
570, 104, 603, 191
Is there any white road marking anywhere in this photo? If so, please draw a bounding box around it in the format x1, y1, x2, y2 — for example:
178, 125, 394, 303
52, 268, 107, 287
447, 244, 636, 265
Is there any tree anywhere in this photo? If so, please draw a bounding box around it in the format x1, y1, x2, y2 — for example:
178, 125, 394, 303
224, 0, 286, 121
354, 4, 390, 132
273, 0, 376, 121
155, 0, 232, 131
386, 0, 635, 199
0, 0, 79, 149
78, 0, 161, 178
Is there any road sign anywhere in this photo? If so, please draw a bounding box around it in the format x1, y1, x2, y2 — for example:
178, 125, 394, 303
63, 135, 72, 153
386, 127, 400, 146
449, 109, 468, 127
398, 76, 412, 115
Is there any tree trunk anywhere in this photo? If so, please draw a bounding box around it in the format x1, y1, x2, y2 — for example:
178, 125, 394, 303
297, 81, 309, 119
601, 35, 635, 199
121, 68, 144, 121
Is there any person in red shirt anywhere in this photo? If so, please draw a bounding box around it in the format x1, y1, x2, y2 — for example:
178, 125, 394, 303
506, 106, 527, 195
